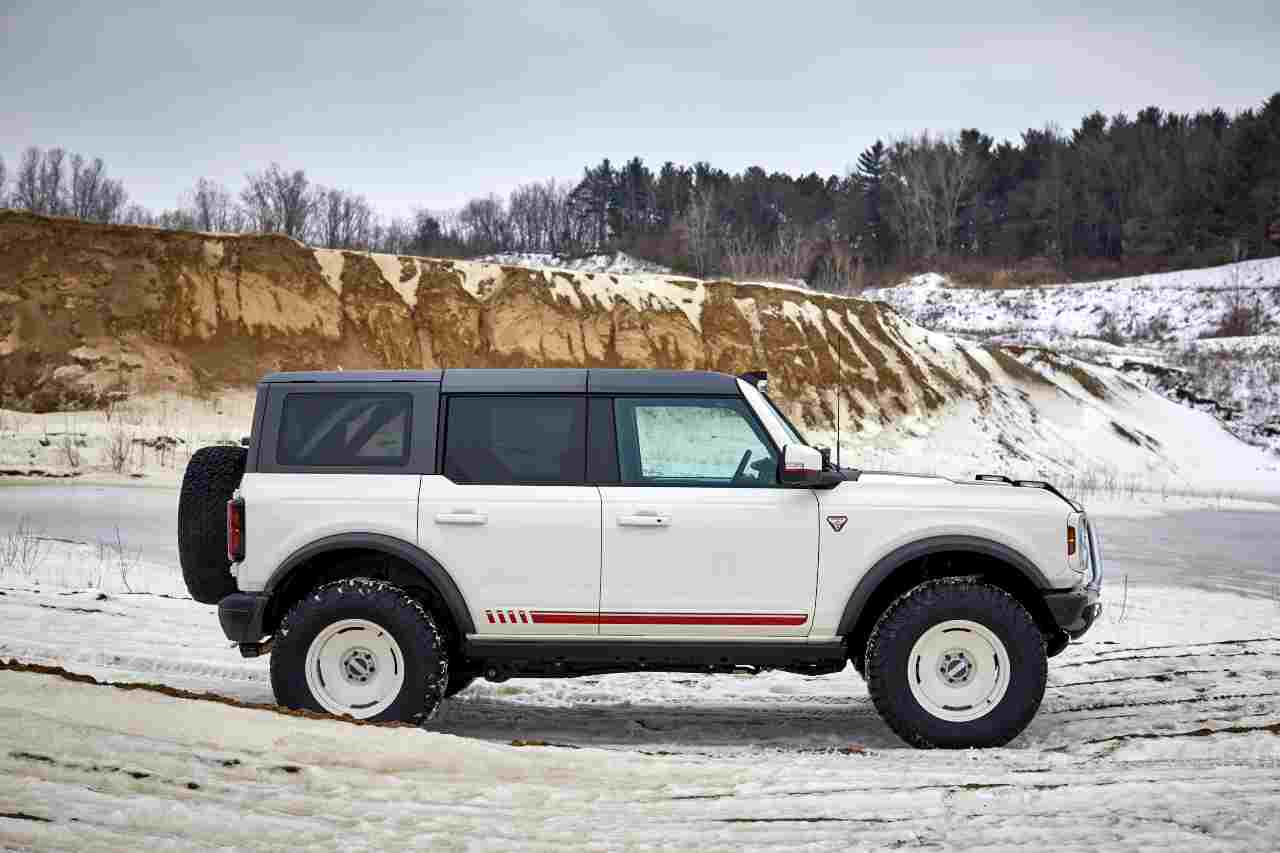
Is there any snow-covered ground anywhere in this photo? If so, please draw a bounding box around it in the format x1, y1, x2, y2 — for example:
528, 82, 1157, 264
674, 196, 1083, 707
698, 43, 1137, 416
862, 259, 1280, 458
2, 499, 1279, 849
863, 258, 1280, 344
0, 391, 256, 488
808, 343, 1280, 497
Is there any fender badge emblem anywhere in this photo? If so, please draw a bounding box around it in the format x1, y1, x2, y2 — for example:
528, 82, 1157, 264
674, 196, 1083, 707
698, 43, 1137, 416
827, 515, 848, 532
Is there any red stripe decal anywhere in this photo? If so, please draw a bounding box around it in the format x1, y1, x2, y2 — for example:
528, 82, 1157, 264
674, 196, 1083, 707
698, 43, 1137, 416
519, 611, 528, 623
497, 611, 507, 624
485, 610, 494, 624
529, 612, 808, 626
529, 611, 595, 625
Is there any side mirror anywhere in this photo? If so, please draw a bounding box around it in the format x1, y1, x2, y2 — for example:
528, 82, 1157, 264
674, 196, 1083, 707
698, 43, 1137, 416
779, 444, 844, 488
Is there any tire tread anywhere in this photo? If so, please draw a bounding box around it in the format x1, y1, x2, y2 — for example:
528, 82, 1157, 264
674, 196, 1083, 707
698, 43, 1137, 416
864, 578, 1047, 748
271, 577, 448, 723
177, 445, 246, 604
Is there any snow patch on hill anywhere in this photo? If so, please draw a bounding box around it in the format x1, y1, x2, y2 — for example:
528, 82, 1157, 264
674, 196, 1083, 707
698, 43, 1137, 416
480, 250, 673, 275
867, 258, 1280, 343
863, 259, 1280, 463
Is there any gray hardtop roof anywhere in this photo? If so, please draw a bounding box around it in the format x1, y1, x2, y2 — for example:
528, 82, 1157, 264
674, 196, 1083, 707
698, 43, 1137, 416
260, 368, 741, 395
260, 370, 444, 383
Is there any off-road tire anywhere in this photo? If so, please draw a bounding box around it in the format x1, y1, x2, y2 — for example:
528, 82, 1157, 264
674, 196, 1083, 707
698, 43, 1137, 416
178, 445, 247, 604
864, 578, 1047, 748
271, 578, 449, 723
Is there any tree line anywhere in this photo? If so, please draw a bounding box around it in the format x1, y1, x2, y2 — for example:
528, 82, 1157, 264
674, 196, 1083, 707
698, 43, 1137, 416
2, 92, 1276, 289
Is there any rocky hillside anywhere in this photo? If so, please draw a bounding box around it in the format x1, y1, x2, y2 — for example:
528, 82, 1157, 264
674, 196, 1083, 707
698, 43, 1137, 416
2, 211, 1276, 487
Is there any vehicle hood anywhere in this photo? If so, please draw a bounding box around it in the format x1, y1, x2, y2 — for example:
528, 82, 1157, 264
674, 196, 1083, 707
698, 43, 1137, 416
834, 469, 1082, 514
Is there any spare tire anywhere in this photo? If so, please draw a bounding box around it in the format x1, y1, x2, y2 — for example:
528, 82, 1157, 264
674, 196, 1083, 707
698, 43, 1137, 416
178, 445, 247, 604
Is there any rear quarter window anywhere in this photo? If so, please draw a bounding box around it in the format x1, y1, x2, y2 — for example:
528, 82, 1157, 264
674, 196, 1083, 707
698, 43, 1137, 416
277, 393, 412, 467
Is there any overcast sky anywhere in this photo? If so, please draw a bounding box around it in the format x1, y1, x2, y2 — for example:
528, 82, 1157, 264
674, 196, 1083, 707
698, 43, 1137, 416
2, 0, 1276, 218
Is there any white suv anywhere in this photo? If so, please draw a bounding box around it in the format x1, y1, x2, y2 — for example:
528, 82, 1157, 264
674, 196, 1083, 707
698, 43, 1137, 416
178, 368, 1101, 748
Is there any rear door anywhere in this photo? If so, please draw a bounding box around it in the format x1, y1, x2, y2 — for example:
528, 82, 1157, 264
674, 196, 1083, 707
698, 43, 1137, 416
597, 396, 819, 637
417, 394, 601, 636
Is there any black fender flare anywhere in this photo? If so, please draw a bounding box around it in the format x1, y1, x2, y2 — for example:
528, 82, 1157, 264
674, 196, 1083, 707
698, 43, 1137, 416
263, 533, 476, 635
835, 535, 1052, 637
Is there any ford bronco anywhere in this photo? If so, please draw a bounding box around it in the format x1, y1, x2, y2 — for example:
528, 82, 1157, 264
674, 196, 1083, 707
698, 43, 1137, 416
178, 368, 1101, 747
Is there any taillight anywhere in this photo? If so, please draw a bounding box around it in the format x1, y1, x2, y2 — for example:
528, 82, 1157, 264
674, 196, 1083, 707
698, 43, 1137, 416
227, 497, 245, 562
1067, 524, 1077, 557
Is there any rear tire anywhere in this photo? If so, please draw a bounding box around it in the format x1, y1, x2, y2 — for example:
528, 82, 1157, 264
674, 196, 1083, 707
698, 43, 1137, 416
865, 578, 1046, 748
271, 578, 449, 723
177, 445, 246, 604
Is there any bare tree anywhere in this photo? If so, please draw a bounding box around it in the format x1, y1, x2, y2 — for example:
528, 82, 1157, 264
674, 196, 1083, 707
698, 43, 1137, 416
684, 188, 718, 277
186, 177, 241, 233
545, 179, 574, 253
70, 154, 103, 219
721, 224, 815, 283
314, 186, 375, 249
14, 147, 47, 213
39, 147, 68, 215
69, 154, 128, 223
377, 216, 412, 254
120, 204, 155, 226
507, 182, 541, 252
99, 179, 127, 223
504, 179, 575, 253
885, 132, 980, 258
240, 164, 315, 239
0, 155, 7, 208
458, 194, 510, 253
155, 208, 197, 231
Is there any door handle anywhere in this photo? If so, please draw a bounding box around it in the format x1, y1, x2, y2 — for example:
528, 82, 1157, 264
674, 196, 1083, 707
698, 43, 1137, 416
618, 513, 670, 527
435, 511, 488, 525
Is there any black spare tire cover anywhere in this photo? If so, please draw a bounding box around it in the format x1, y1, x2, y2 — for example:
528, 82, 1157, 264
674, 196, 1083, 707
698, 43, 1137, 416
178, 445, 247, 604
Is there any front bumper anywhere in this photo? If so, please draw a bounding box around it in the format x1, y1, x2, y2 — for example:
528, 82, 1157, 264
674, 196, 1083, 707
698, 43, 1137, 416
1043, 586, 1101, 639
218, 592, 270, 643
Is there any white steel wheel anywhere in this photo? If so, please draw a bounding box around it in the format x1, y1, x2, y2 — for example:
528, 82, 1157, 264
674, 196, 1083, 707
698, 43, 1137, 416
304, 618, 406, 719
907, 619, 1011, 723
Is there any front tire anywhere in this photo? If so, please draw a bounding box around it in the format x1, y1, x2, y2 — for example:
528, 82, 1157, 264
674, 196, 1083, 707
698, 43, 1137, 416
271, 578, 448, 723
865, 578, 1046, 748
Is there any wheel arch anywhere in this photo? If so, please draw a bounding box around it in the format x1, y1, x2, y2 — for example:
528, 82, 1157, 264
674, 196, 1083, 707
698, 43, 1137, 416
839, 535, 1063, 669
261, 533, 475, 642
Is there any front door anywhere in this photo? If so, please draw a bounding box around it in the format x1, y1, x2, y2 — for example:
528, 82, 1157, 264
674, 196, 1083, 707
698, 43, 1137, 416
599, 396, 819, 637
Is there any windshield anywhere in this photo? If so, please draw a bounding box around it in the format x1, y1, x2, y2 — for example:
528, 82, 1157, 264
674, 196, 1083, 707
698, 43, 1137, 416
739, 380, 807, 446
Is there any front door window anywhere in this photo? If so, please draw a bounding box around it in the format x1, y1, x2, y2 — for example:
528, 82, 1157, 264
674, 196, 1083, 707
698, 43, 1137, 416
614, 398, 778, 487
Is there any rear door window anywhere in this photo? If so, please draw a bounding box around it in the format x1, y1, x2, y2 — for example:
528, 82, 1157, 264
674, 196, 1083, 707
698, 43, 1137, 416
443, 396, 586, 484
278, 393, 412, 467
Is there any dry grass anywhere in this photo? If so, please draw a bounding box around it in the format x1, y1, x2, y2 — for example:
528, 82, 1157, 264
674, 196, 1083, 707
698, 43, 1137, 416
0, 517, 52, 581
1056, 467, 1266, 510
57, 433, 83, 468
1108, 574, 1131, 625
105, 428, 132, 473
96, 526, 141, 593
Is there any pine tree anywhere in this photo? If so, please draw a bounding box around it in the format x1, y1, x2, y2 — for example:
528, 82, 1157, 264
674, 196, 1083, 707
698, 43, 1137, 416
856, 140, 888, 264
